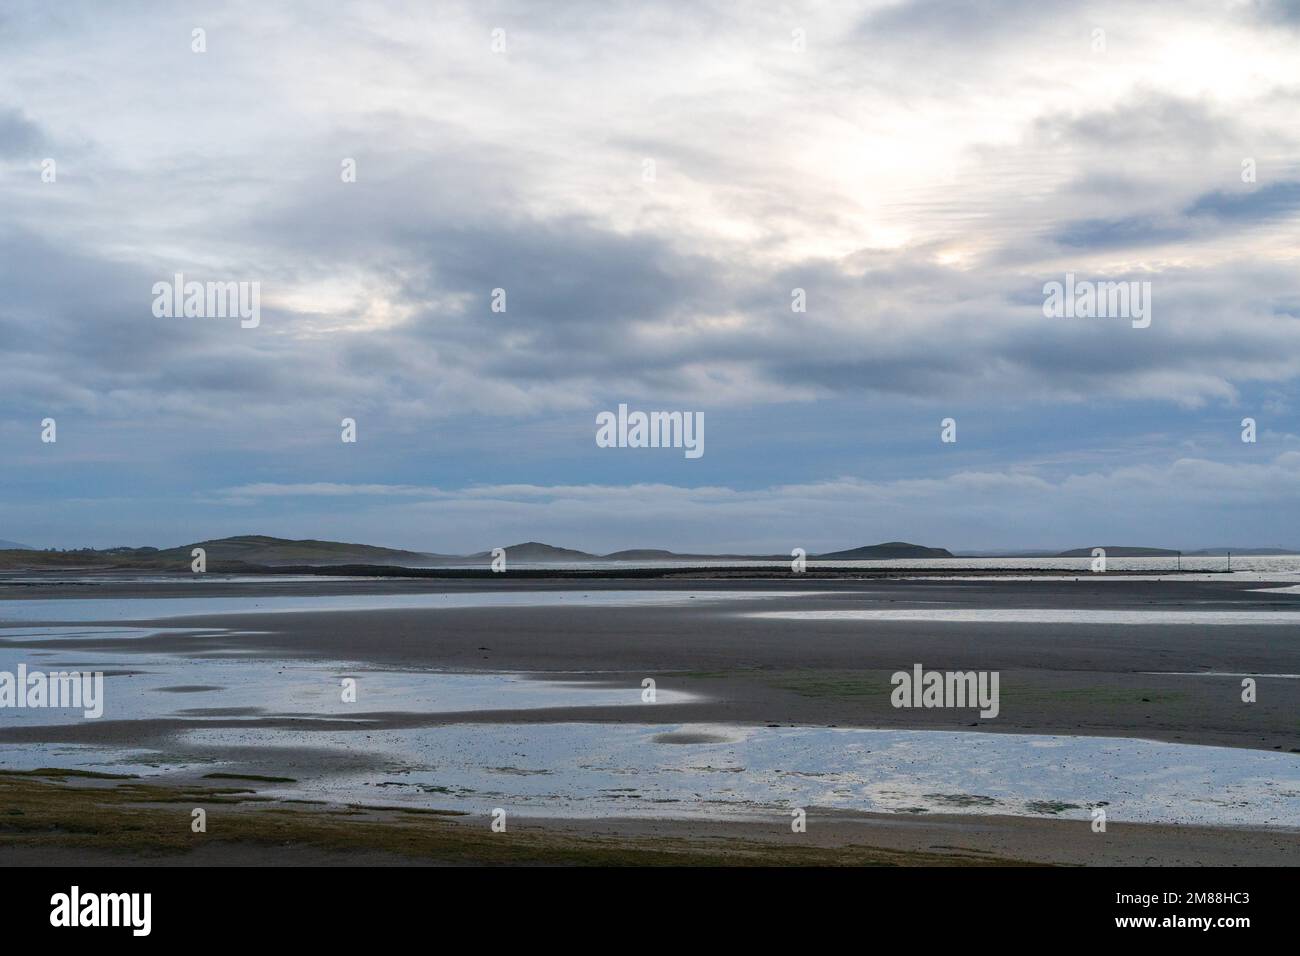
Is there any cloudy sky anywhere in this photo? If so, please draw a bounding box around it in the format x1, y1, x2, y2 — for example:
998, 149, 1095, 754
2, 0, 1299, 553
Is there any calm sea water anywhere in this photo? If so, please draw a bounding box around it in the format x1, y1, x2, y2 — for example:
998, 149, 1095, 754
417, 556, 1300, 574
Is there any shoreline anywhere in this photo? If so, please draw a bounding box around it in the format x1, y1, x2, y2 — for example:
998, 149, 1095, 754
0, 562, 1245, 581
2, 770, 1295, 867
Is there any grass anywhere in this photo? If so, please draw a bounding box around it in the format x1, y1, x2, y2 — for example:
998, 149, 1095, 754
764, 672, 891, 698
1025, 801, 1083, 815
2, 767, 138, 780
0, 771, 1032, 867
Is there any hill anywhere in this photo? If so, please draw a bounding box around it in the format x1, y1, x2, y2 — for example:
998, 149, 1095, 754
469, 542, 598, 562
0, 535, 437, 570
153, 535, 435, 567
0, 536, 963, 569
814, 541, 954, 560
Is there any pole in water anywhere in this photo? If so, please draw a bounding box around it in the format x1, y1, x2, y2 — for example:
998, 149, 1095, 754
1227, 551, 1231, 572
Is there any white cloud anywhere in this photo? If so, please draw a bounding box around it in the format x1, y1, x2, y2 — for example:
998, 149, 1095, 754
204, 451, 1300, 553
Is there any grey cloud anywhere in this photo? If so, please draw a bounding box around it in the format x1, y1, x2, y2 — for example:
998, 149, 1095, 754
5, 0, 1300, 429
0, 107, 45, 156
858, 0, 1082, 45
1030, 92, 1240, 150
1251, 0, 1300, 26
1054, 215, 1190, 249
1186, 180, 1300, 222
1055, 180, 1300, 248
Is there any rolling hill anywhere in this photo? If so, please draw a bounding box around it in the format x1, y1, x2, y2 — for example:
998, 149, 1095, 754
0, 535, 438, 570
815, 541, 954, 559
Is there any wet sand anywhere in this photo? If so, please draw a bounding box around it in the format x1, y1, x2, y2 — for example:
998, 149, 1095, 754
1, 574, 1297, 864
5, 575, 1297, 751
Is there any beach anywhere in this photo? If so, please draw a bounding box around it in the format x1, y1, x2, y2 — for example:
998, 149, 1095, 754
1, 572, 1297, 865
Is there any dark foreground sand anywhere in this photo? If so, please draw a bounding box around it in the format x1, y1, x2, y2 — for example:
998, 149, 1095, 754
1, 770, 1295, 866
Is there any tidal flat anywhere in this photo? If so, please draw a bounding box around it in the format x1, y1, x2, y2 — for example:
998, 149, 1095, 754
1, 574, 1298, 865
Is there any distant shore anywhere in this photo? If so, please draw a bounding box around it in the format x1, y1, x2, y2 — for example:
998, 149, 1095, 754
0, 562, 1232, 580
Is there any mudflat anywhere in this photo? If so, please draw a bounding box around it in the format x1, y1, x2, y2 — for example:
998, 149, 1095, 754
1, 573, 1297, 865
4, 574, 1297, 749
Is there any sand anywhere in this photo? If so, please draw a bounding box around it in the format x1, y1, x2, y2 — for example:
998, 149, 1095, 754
4, 575, 1296, 750
1, 573, 1297, 865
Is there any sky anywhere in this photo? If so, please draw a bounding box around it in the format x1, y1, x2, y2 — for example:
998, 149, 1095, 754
2, 0, 1299, 554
